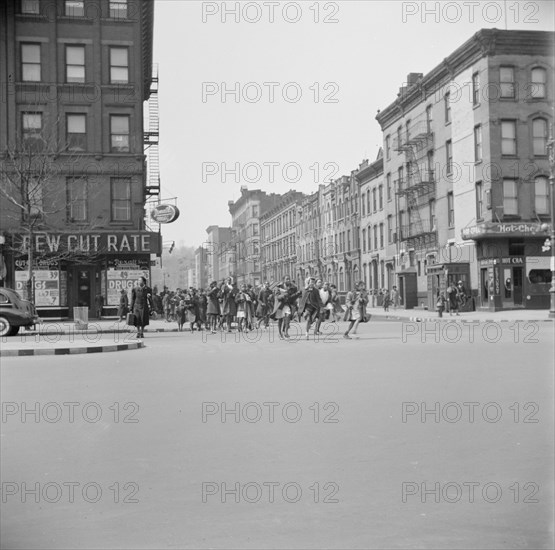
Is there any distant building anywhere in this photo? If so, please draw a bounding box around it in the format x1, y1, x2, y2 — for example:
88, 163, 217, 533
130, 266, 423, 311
260, 190, 305, 284
194, 246, 207, 289
226, 187, 281, 286
204, 225, 232, 283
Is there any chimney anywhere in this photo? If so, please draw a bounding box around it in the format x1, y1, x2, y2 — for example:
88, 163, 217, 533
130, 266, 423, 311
407, 72, 423, 86
240, 185, 248, 194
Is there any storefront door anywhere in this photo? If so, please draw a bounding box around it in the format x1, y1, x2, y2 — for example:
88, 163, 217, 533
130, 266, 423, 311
480, 268, 489, 307
502, 266, 524, 308
70, 266, 96, 319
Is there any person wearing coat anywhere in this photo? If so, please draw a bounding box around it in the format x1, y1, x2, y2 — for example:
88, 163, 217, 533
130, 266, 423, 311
130, 276, 153, 338
256, 281, 273, 329
298, 277, 323, 340
206, 281, 221, 334
344, 281, 368, 339
220, 277, 238, 332
117, 289, 129, 321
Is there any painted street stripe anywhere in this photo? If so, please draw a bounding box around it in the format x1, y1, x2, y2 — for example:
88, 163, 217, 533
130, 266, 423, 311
0, 342, 145, 357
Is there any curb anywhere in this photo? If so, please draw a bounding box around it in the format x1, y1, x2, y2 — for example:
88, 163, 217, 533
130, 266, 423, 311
403, 317, 553, 323
0, 341, 145, 357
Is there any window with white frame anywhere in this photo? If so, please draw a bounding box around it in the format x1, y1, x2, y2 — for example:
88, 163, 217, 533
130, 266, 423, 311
21, 43, 40, 81
534, 176, 549, 215
66, 45, 85, 83
110, 0, 128, 18
111, 177, 132, 221
474, 124, 482, 162
21, 0, 40, 14
110, 114, 130, 152
503, 179, 518, 216
530, 67, 547, 98
67, 177, 88, 222
532, 118, 548, 156
66, 113, 86, 151
65, 0, 84, 17
500, 66, 515, 98
110, 47, 129, 84
472, 72, 480, 105
501, 120, 517, 155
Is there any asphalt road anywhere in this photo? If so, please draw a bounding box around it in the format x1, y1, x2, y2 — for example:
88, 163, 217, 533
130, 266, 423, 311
1, 320, 553, 549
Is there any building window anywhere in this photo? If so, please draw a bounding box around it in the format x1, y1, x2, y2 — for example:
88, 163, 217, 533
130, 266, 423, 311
385, 135, 390, 160
372, 188, 377, 212
474, 124, 482, 162
476, 181, 483, 220
532, 118, 548, 156
252, 204, 259, 217
472, 72, 480, 105
397, 126, 402, 149
501, 120, 517, 155
405, 119, 411, 142
67, 177, 88, 222
397, 166, 404, 191
22, 112, 42, 149
367, 227, 372, 251
66, 113, 86, 151
429, 199, 436, 230
65, 0, 85, 17
503, 179, 518, 216
66, 45, 85, 83
111, 177, 131, 221
361, 193, 366, 216
110, 115, 130, 152
378, 185, 383, 210
110, 0, 128, 18
373, 224, 378, 250
444, 91, 451, 123
500, 66, 515, 98
379, 223, 384, 248
530, 67, 547, 98
427, 151, 434, 179
387, 215, 393, 243
362, 229, 366, 252
447, 192, 454, 227
426, 104, 433, 133
386, 173, 392, 201
21, 0, 40, 14
534, 176, 549, 215
21, 43, 41, 82
110, 47, 129, 84
445, 140, 453, 174
347, 230, 351, 251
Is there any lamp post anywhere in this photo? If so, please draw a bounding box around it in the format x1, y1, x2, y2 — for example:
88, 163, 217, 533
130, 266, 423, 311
547, 129, 555, 319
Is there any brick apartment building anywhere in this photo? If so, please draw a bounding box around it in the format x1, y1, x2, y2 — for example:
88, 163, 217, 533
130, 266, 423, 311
0, 0, 159, 319
377, 29, 553, 311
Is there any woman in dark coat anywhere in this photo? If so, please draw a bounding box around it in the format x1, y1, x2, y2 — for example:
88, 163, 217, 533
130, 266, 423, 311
130, 276, 153, 338
220, 277, 238, 332
206, 281, 221, 334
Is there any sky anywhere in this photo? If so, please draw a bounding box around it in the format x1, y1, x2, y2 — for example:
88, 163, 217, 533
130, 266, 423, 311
151, 0, 555, 248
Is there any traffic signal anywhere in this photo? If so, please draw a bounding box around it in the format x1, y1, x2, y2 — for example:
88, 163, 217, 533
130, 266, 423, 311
169, 241, 175, 254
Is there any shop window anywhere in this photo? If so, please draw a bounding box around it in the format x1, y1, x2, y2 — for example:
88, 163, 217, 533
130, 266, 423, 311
508, 239, 524, 256
528, 270, 552, 284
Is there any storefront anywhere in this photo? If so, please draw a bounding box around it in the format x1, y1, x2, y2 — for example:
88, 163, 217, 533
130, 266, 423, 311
426, 262, 472, 312
462, 222, 552, 311
3, 231, 161, 319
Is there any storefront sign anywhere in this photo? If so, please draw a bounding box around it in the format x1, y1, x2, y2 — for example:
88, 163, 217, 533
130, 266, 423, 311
13, 232, 161, 255
151, 204, 180, 224
106, 269, 150, 306
15, 270, 60, 306
462, 223, 551, 240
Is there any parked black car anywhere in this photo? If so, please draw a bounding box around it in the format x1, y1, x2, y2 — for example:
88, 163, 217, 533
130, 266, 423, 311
0, 288, 40, 337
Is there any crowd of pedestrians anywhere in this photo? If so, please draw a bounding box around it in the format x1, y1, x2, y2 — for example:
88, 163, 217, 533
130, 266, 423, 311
125, 276, 377, 340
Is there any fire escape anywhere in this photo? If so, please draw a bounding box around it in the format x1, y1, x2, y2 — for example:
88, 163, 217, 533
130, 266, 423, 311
393, 120, 437, 251
144, 64, 160, 218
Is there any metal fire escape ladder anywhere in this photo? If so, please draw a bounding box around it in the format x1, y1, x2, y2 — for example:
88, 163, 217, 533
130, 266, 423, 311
395, 122, 437, 251
144, 64, 160, 198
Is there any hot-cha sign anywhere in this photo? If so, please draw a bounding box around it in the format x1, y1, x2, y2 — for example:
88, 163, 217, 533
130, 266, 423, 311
15, 232, 161, 255
151, 204, 180, 224
462, 222, 551, 240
